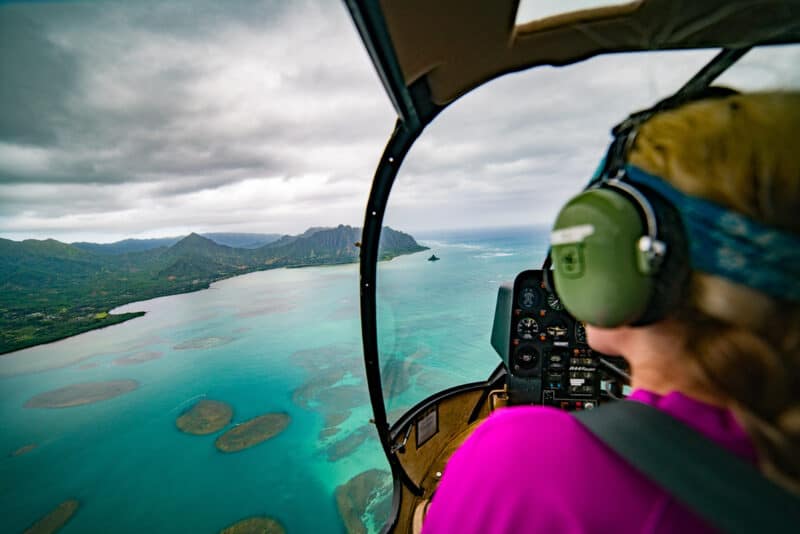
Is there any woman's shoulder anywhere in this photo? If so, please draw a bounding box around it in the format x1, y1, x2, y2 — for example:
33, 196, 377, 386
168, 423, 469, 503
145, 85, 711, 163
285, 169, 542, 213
424, 406, 647, 533
443, 405, 621, 492
465, 405, 597, 458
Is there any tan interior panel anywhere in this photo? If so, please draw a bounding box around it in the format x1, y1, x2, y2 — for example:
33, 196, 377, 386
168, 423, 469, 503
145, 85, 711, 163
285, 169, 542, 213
378, 0, 800, 105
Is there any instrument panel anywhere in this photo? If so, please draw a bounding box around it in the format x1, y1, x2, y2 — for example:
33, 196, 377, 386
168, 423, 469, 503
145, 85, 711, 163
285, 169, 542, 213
495, 270, 628, 409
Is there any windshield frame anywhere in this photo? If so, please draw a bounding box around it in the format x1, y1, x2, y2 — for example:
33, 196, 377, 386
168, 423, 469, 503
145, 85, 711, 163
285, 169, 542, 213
356, 46, 749, 502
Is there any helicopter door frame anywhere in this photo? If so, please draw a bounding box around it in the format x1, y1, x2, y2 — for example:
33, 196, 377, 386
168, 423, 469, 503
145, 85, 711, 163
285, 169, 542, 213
356, 45, 749, 502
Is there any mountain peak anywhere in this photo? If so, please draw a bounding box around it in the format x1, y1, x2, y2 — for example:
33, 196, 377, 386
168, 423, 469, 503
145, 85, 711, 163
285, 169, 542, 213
170, 232, 221, 251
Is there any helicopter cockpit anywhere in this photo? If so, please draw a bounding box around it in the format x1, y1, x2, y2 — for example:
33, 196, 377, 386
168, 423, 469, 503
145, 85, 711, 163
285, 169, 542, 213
344, 1, 800, 532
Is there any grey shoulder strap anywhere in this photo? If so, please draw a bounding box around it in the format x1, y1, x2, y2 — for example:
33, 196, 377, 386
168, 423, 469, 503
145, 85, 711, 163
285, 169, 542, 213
573, 400, 800, 534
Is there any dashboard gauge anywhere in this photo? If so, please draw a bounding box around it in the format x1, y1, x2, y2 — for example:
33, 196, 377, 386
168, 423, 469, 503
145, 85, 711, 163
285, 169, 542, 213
516, 317, 539, 340
518, 287, 539, 310
514, 345, 539, 370
546, 321, 569, 342
575, 322, 587, 344
547, 293, 565, 311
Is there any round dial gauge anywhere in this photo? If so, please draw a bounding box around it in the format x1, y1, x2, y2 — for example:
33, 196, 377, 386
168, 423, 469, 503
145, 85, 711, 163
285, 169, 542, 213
514, 345, 539, 370
575, 322, 587, 344
518, 287, 538, 310
516, 317, 539, 340
547, 293, 565, 311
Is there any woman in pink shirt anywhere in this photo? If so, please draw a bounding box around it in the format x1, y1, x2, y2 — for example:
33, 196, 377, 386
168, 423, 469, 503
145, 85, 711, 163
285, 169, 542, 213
423, 92, 800, 533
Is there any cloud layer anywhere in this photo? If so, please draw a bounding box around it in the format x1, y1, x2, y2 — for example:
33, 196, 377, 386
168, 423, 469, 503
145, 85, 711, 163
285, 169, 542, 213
1, 1, 798, 241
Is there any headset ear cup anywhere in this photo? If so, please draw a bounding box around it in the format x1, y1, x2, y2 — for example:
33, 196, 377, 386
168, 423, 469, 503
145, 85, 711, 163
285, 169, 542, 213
632, 188, 690, 325
551, 189, 655, 327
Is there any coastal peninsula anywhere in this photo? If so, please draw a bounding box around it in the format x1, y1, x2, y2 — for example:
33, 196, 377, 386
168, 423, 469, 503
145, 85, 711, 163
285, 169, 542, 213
215, 413, 290, 453
1, 226, 427, 355
176, 400, 233, 435
24, 380, 139, 408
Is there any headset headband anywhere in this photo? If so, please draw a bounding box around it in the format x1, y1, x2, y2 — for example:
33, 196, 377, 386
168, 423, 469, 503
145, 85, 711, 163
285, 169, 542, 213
625, 165, 800, 302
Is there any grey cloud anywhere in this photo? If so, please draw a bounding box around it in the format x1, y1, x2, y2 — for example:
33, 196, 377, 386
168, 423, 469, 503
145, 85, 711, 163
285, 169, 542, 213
0, 8, 79, 145
1, 0, 795, 242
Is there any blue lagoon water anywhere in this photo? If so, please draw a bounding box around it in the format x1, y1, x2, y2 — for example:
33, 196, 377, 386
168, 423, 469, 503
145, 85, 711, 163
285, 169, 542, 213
0, 227, 548, 533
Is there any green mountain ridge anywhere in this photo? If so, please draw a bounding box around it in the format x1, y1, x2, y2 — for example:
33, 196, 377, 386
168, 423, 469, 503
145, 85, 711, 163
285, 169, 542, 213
71, 232, 283, 254
0, 226, 428, 355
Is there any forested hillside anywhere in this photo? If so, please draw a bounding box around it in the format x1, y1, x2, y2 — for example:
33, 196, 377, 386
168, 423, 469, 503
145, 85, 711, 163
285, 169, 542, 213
0, 226, 427, 354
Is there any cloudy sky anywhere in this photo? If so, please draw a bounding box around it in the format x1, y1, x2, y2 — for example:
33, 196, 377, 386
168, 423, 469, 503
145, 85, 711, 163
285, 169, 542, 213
1, 1, 798, 243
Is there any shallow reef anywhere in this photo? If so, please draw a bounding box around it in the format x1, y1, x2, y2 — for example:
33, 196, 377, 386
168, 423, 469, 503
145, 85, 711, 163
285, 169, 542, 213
24, 380, 139, 408
218, 516, 285, 534
215, 413, 290, 453
326, 425, 373, 462
336, 469, 392, 534
10, 443, 37, 457
176, 399, 233, 435
112, 351, 163, 366
173, 336, 234, 350
24, 499, 79, 534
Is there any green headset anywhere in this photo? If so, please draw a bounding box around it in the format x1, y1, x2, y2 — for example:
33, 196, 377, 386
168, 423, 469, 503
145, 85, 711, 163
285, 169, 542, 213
550, 170, 690, 327
549, 112, 693, 328
550, 88, 749, 327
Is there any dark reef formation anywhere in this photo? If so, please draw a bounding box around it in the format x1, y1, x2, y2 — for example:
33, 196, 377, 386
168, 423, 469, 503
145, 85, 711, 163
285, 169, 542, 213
24, 499, 79, 534
10, 443, 37, 457
336, 470, 392, 534
289, 343, 377, 462
218, 516, 285, 534
215, 413, 290, 453
326, 425, 373, 462
176, 400, 233, 435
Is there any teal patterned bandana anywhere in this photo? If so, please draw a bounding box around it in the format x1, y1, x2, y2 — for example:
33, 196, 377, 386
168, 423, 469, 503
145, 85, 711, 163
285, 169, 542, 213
624, 164, 800, 302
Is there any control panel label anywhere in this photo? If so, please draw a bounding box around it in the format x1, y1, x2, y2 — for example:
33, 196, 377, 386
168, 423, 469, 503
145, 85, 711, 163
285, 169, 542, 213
416, 406, 439, 448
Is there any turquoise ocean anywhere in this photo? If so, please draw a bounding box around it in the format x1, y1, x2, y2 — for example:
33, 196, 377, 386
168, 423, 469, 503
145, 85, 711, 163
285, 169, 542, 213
0, 227, 548, 533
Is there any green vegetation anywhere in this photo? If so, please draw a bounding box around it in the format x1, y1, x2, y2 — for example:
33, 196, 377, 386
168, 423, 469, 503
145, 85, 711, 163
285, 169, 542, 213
0, 226, 427, 354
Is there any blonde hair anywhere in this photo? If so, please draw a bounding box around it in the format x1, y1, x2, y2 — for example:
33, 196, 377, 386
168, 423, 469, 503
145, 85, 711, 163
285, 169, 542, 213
628, 91, 800, 493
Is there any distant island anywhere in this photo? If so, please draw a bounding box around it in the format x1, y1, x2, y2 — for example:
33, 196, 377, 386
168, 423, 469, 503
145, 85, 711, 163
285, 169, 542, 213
0, 225, 428, 354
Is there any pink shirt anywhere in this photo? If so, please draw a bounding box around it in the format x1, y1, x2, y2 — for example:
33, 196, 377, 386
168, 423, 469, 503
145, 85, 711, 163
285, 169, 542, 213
422, 390, 757, 534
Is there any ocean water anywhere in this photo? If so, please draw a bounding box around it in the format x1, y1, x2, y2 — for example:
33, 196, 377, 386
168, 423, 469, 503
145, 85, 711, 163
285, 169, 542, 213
0, 227, 549, 533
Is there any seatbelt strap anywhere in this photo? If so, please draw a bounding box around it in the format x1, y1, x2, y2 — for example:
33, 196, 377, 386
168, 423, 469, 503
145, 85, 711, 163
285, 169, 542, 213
573, 400, 800, 534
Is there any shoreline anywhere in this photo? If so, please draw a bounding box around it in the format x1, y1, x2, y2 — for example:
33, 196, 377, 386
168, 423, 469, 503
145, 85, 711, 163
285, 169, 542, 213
1, 249, 427, 357
0, 311, 146, 357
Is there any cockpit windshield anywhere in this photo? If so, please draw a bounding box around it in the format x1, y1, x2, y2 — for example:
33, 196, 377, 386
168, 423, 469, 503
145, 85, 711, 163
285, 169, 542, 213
375, 44, 800, 426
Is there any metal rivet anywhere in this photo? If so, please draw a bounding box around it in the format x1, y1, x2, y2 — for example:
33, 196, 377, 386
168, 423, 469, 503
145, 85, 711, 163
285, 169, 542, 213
371, 211, 377, 216
388, 156, 395, 163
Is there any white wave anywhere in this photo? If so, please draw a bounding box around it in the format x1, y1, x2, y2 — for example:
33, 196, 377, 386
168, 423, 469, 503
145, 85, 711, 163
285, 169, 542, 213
475, 252, 515, 258
419, 239, 487, 250
170, 393, 207, 413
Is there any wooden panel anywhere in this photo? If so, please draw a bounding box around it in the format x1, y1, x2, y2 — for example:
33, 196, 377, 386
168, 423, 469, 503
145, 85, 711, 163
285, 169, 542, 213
388, 386, 496, 532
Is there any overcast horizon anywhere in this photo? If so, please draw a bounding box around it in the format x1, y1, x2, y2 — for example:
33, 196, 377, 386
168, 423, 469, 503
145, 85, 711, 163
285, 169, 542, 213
2, 1, 799, 244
